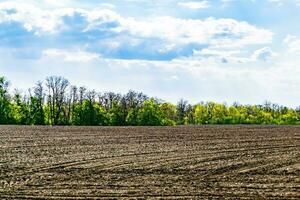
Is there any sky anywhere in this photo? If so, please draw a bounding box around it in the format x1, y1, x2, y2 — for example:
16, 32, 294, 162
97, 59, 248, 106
1, 0, 300, 106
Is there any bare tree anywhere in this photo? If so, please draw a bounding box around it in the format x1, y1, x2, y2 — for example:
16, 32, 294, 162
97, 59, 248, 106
99, 92, 121, 110
66, 85, 78, 124
32, 81, 46, 125
120, 90, 148, 124
46, 76, 69, 125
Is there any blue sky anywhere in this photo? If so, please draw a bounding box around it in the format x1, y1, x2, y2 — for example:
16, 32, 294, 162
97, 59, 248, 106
1, 0, 300, 106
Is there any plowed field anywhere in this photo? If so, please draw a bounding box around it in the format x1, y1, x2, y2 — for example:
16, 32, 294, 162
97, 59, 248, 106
0, 126, 299, 199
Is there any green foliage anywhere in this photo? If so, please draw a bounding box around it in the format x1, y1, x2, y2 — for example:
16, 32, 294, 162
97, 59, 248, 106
29, 96, 45, 125
72, 101, 107, 125
137, 99, 164, 126
109, 101, 124, 126
11, 92, 31, 125
1, 75, 300, 126
160, 103, 177, 125
195, 104, 207, 124
0, 77, 13, 124
126, 108, 139, 125
176, 99, 188, 125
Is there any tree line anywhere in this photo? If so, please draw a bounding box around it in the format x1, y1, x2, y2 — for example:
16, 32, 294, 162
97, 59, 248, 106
1, 76, 300, 126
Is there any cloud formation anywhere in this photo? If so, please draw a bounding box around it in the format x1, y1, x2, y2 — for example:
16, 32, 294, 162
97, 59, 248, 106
0, 1, 273, 61
284, 35, 300, 53
178, 1, 210, 10
252, 47, 276, 61
1, 0, 300, 106
43, 49, 100, 62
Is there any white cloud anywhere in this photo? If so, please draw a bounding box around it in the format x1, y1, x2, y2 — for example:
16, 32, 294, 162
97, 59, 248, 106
192, 48, 248, 63
0, 2, 56, 33
268, 0, 300, 6
252, 47, 276, 61
43, 49, 100, 62
268, 0, 283, 6
3, 48, 300, 107
99, 3, 116, 9
0, 2, 273, 45
0, 2, 121, 34
284, 35, 300, 52
0, 2, 274, 60
178, 1, 210, 10
119, 17, 273, 49
1, 0, 300, 107
43, 0, 71, 7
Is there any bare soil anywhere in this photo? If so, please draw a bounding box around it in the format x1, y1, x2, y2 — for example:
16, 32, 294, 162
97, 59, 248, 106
0, 125, 299, 199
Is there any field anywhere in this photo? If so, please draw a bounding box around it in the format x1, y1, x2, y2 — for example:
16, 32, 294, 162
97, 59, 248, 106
0, 126, 299, 199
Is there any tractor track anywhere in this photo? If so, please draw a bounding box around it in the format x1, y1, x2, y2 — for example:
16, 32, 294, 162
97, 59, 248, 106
0, 125, 299, 199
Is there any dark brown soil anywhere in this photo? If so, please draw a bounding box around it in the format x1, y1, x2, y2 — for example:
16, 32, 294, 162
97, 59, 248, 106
0, 125, 299, 199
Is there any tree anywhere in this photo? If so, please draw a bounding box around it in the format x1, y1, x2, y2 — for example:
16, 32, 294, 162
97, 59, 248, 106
1, 75, 300, 126
137, 98, 163, 126
160, 102, 177, 126
0, 77, 12, 124
78, 90, 107, 125
227, 106, 241, 124
194, 104, 207, 124
86, 90, 97, 125
46, 76, 69, 125
211, 103, 227, 124
108, 100, 124, 126
93, 103, 108, 125
280, 109, 298, 124
122, 90, 148, 125
99, 92, 121, 110
184, 104, 195, 125
31, 81, 45, 125
11, 90, 31, 125
176, 99, 188, 125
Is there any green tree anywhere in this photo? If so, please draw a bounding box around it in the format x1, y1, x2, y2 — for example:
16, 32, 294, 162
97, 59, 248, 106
137, 98, 163, 126
0, 77, 12, 124
108, 101, 124, 126
126, 108, 139, 125
211, 103, 227, 124
194, 104, 207, 124
280, 109, 298, 124
11, 91, 31, 125
160, 103, 177, 126
184, 104, 195, 125
176, 99, 188, 125
78, 100, 107, 125
227, 106, 241, 124
30, 81, 45, 125
2, 75, 300, 126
